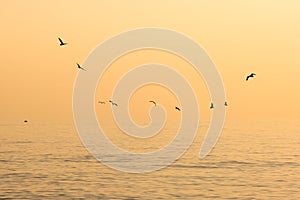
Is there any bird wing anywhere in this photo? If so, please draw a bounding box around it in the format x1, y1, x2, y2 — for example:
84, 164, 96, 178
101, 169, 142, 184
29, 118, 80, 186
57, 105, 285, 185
149, 101, 156, 105
77, 64, 86, 71
58, 37, 63, 44
246, 76, 250, 81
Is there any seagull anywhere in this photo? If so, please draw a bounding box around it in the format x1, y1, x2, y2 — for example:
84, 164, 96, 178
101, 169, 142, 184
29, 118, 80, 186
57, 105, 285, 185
58, 37, 67, 46
210, 103, 214, 109
77, 63, 86, 71
149, 100, 156, 106
109, 100, 118, 106
224, 101, 228, 106
246, 73, 256, 81
175, 106, 181, 111
98, 101, 105, 104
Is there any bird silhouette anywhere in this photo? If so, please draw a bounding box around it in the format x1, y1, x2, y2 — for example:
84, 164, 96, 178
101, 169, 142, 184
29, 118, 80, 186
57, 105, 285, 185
109, 100, 118, 106
210, 103, 214, 109
149, 100, 156, 106
224, 101, 228, 106
175, 106, 181, 111
98, 101, 105, 104
24, 120, 28, 123
58, 37, 67, 46
77, 63, 86, 71
246, 73, 256, 81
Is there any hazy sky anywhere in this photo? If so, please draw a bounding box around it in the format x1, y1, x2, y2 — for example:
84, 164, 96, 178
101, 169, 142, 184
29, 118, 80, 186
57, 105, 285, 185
1, 1, 300, 122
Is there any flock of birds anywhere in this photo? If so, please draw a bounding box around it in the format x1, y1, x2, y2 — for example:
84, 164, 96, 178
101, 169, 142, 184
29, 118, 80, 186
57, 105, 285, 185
95, 71, 256, 111
24, 37, 257, 123
61, 37, 256, 111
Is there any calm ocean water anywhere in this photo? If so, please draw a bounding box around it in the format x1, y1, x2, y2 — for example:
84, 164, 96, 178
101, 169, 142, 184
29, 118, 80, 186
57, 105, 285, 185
0, 120, 299, 199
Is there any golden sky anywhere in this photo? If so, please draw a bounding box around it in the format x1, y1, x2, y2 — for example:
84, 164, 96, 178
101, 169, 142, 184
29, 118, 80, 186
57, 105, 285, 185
1, 1, 300, 122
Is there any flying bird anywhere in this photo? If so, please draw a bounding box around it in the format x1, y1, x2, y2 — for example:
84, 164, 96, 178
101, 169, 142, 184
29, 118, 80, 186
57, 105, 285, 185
224, 101, 228, 106
98, 101, 105, 104
210, 103, 214, 109
58, 37, 67, 46
109, 100, 118, 106
175, 106, 181, 111
149, 100, 156, 106
77, 63, 86, 71
24, 120, 28, 123
246, 73, 256, 81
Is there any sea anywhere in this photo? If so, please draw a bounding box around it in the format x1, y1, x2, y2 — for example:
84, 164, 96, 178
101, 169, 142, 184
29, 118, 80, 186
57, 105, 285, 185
0, 120, 299, 199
